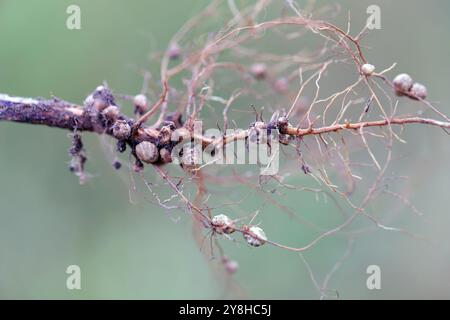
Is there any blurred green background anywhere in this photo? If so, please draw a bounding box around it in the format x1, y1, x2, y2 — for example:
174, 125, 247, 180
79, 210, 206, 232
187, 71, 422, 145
0, 0, 449, 299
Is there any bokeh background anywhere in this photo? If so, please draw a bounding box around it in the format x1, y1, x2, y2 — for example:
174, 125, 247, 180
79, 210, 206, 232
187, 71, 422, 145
0, 0, 449, 299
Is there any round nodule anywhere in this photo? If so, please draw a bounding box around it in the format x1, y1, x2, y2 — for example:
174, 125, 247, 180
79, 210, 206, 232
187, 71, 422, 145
410, 83, 428, 100
393, 73, 413, 94
133, 94, 148, 114
224, 260, 239, 274
112, 120, 131, 140
250, 63, 268, 80
102, 105, 120, 120
168, 42, 181, 60
135, 141, 159, 164
211, 214, 235, 234
361, 63, 375, 76
243, 226, 267, 247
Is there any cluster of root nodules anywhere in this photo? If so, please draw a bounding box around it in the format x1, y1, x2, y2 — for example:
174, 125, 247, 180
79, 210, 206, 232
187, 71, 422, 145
68, 1, 448, 297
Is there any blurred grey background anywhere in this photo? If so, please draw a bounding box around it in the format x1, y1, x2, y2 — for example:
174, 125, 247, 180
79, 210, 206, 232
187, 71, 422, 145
0, 0, 449, 299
